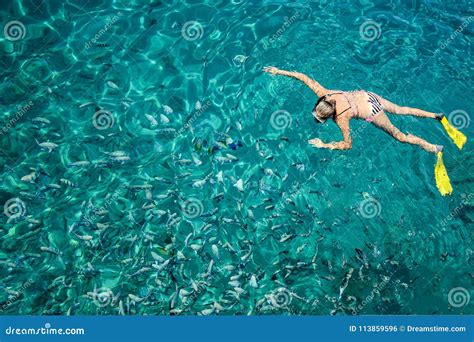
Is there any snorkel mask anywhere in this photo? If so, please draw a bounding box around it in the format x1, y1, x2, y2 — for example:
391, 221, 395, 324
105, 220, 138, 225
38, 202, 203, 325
313, 111, 327, 124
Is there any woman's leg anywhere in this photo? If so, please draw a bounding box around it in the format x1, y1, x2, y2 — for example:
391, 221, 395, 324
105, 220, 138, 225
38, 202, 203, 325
377, 95, 439, 119
371, 111, 440, 153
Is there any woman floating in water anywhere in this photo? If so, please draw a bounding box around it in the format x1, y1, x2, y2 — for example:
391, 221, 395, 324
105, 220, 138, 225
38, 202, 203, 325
263, 66, 467, 195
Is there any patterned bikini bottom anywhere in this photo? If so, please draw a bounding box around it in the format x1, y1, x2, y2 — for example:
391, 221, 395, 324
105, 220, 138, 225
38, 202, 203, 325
366, 91, 383, 121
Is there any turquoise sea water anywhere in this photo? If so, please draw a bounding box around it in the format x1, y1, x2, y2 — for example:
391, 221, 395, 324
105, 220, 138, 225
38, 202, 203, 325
0, 0, 472, 315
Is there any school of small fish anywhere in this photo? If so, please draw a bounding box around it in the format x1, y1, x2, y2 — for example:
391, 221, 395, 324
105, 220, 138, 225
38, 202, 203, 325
0, 78, 423, 315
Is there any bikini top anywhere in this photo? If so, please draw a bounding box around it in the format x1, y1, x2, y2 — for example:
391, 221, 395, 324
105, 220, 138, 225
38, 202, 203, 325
319, 91, 353, 119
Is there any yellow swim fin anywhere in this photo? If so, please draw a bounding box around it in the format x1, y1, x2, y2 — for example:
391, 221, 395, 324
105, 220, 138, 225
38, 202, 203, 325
435, 152, 452, 196
440, 116, 467, 149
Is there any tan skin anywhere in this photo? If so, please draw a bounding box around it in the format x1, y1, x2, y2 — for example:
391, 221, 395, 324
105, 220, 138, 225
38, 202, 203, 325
263, 66, 442, 154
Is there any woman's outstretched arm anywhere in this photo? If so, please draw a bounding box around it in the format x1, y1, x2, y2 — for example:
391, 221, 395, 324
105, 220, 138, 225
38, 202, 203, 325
308, 117, 352, 150
263, 66, 331, 97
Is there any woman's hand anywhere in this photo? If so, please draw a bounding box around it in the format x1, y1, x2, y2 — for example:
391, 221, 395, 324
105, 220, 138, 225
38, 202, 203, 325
308, 138, 325, 148
263, 66, 281, 75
